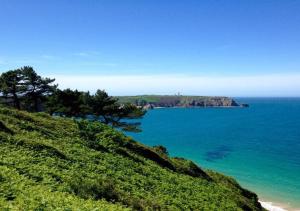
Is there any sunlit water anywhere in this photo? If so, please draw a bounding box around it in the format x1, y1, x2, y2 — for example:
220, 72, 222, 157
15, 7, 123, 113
128, 98, 300, 209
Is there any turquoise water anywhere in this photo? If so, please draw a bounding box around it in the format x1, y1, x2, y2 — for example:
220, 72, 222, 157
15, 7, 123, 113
128, 98, 300, 209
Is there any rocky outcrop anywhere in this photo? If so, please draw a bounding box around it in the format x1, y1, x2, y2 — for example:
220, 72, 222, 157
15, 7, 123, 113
118, 95, 247, 109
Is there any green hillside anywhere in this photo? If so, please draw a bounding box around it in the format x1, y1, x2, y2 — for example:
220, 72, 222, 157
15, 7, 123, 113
0, 106, 263, 210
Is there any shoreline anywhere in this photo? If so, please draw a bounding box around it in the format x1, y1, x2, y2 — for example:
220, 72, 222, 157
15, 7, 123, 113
259, 200, 300, 211
259, 201, 288, 211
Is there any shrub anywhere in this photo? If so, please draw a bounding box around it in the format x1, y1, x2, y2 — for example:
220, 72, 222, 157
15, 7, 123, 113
153, 145, 168, 156
0, 121, 13, 134
68, 176, 119, 202
76, 120, 105, 141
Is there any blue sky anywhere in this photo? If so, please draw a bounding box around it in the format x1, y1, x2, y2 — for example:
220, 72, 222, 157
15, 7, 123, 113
1, 0, 300, 96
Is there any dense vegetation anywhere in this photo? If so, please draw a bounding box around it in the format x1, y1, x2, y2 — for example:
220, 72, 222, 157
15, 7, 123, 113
0, 67, 145, 131
0, 106, 264, 210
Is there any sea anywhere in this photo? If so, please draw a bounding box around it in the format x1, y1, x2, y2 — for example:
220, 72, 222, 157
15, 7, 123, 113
128, 98, 300, 210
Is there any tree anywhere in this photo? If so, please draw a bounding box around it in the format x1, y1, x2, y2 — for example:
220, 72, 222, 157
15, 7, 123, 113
90, 90, 146, 132
89, 90, 118, 123
47, 89, 146, 132
0, 67, 56, 111
0, 69, 24, 109
1, 67, 146, 132
106, 103, 146, 132
21, 66, 57, 111
46, 89, 89, 117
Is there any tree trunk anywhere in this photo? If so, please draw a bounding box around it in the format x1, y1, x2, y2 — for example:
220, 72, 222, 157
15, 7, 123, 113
13, 93, 20, 110
34, 97, 39, 112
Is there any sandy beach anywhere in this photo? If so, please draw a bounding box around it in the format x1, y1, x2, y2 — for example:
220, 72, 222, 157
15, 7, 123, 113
259, 200, 299, 211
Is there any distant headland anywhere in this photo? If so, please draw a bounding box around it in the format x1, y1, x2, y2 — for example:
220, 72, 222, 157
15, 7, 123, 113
117, 95, 249, 109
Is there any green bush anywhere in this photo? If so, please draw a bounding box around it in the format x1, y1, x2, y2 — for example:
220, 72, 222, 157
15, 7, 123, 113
77, 120, 106, 141
0, 121, 13, 134
152, 145, 168, 156
68, 176, 119, 202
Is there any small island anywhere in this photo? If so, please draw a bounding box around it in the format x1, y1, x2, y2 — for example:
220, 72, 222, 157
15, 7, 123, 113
118, 95, 249, 109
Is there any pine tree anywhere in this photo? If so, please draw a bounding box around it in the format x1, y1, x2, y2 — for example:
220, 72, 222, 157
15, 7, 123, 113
21, 66, 57, 111
0, 69, 24, 109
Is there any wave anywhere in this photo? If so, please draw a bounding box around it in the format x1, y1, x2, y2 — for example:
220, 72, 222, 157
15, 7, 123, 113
259, 201, 290, 211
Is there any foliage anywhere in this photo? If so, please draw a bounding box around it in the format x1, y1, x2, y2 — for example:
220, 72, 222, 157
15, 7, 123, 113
68, 175, 119, 201
46, 88, 89, 117
0, 69, 24, 109
172, 157, 211, 179
153, 145, 169, 156
77, 120, 106, 141
48, 89, 146, 132
86, 89, 146, 131
89, 89, 118, 120
1, 67, 146, 132
0, 106, 264, 210
0, 121, 13, 134
21, 66, 57, 111
0, 66, 56, 111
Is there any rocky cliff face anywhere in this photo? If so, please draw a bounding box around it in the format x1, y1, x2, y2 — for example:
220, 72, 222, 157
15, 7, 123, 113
117, 95, 248, 109
133, 97, 241, 109
180, 97, 239, 107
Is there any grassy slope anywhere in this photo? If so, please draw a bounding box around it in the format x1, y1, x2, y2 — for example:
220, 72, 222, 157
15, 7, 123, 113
0, 107, 263, 210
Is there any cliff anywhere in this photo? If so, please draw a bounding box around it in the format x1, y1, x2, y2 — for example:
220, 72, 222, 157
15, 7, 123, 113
0, 107, 261, 210
117, 95, 247, 109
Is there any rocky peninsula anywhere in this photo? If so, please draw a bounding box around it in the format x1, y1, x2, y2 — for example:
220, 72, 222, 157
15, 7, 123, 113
117, 95, 248, 109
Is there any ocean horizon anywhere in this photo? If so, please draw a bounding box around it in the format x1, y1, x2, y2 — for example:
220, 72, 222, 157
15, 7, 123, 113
128, 98, 300, 210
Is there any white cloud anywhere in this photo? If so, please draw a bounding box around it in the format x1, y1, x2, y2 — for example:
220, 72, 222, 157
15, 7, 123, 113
50, 73, 300, 97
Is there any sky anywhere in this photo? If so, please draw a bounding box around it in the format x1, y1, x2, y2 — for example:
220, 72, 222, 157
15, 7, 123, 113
0, 0, 300, 96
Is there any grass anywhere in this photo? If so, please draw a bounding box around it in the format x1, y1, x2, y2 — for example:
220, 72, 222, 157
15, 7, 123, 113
0, 106, 264, 210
